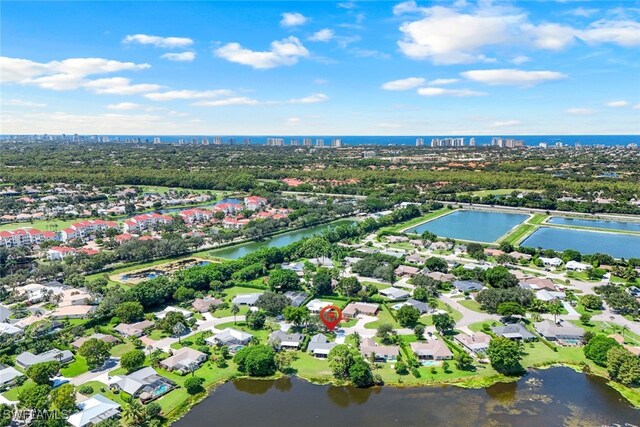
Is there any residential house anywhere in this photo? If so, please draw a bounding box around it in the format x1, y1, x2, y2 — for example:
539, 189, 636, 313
51, 305, 96, 319
307, 334, 337, 358
306, 299, 332, 314
71, 333, 120, 349
268, 330, 304, 350
308, 256, 334, 268
284, 291, 309, 307
427, 271, 456, 282
406, 254, 426, 265
178, 208, 213, 224
206, 328, 253, 347
565, 261, 592, 272
123, 213, 173, 233
343, 257, 363, 266
462, 263, 490, 271
539, 257, 563, 268
410, 340, 454, 360
403, 298, 434, 314
0, 365, 24, 389
534, 320, 585, 343
429, 241, 452, 251
114, 320, 154, 338
484, 248, 505, 257
386, 235, 409, 244
112, 367, 176, 402
453, 280, 484, 293
192, 297, 223, 313
519, 277, 556, 291
342, 302, 380, 318
47, 246, 78, 261
510, 251, 532, 261
492, 323, 535, 341
160, 347, 208, 374
282, 262, 305, 276
535, 289, 566, 302
0, 305, 12, 322
359, 337, 399, 362
380, 249, 405, 258
16, 349, 74, 369
232, 293, 263, 306
0, 323, 23, 336
379, 287, 410, 300
67, 394, 121, 427
454, 332, 491, 354
222, 217, 250, 229
154, 306, 193, 320
394, 265, 420, 277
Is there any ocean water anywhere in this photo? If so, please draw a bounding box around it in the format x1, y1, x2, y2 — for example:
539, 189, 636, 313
38, 135, 640, 147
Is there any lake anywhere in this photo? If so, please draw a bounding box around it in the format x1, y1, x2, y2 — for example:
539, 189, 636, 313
208, 219, 356, 259
405, 210, 528, 243
548, 216, 640, 233
521, 227, 640, 259
173, 368, 638, 427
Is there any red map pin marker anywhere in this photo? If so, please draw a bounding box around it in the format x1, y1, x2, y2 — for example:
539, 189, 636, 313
319, 305, 343, 331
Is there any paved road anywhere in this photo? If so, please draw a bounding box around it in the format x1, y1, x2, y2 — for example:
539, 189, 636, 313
439, 293, 499, 328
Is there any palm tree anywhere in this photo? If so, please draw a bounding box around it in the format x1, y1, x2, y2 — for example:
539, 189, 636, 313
231, 304, 240, 324
548, 299, 563, 324
122, 400, 145, 426
352, 331, 361, 348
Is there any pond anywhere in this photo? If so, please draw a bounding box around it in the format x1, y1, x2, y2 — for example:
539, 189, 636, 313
404, 210, 528, 243
548, 216, 640, 233
208, 219, 356, 259
521, 227, 640, 259
173, 368, 638, 427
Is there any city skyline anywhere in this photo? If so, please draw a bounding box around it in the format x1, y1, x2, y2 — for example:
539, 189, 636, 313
2, 1, 640, 135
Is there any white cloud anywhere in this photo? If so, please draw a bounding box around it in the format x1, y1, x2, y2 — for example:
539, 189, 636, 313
579, 20, 640, 47
83, 78, 162, 95
393, 1, 421, 15
0, 56, 150, 84
288, 93, 329, 104
428, 78, 459, 86
381, 77, 425, 91
417, 87, 486, 97
634, 104, 640, 110
144, 89, 234, 101
215, 37, 309, 69
107, 102, 141, 110
161, 52, 196, 62
564, 7, 600, 18
605, 100, 630, 107
397, 6, 524, 64
566, 107, 596, 115
280, 12, 307, 27
491, 120, 522, 127
510, 55, 532, 65
123, 34, 193, 48
3, 99, 47, 108
524, 23, 576, 50
192, 97, 260, 107
461, 69, 567, 86
350, 48, 390, 59
309, 29, 335, 42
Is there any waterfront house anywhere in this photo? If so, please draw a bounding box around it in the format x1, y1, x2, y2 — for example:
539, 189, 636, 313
160, 347, 208, 374
112, 367, 176, 402
454, 332, 491, 354
307, 334, 337, 358
268, 330, 304, 350
67, 394, 121, 427
360, 338, 399, 362
534, 320, 584, 344
410, 340, 454, 360
565, 261, 592, 272
539, 257, 563, 268
492, 323, 535, 341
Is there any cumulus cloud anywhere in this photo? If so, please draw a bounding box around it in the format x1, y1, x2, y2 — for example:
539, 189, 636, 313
107, 102, 141, 110
605, 100, 630, 107
3, 99, 47, 108
82, 78, 162, 95
123, 34, 193, 48
288, 93, 328, 104
393, 1, 421, 15
144, 89, 234, 101
417, 87, 486, 97
381, 77, 425, 91
192, 97, 260, 107
215, 37, 309, 69
566, 107, 596, 115
525, 23, 576, 50
161, 52, 196, 62
634, 104, 640, 110
579, 20, 640, 47
397, 6, 524, 64
510, 55, 532, 65
309, 29, 335, 42
281, 12, 307, 27
461, 69, 567, 86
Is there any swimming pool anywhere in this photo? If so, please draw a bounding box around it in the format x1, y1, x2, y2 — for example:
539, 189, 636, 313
421, 360, 439, 367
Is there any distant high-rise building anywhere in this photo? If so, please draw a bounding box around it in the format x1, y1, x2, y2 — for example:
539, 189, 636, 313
179, 139, 186, 144
290, 139, 299, 146
153, 137, 161, 144
492, 137, 524, 148
331, 139, 342, 147
202, 137, 209, 145
243, 138, 251, 145
228, 138, 236, 144
416, 138, 424, 147
431, 137, 465, 147
469, 137, 476, 147
316, 138, 324, 147
267, 138, 284, 146
303, 138, 312, 146
213, 137, 222, 145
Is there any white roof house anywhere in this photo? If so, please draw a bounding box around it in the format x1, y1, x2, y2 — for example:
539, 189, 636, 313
231, 293, 263, 306
539, 257, 563, 267
0, 365, 24, 387
536, 289, 566, 302
67, 394, 121, 427
306, 299, 332, 314
565, 261, 592, 271
154, 306, 193, 319
379, 287, 410, 300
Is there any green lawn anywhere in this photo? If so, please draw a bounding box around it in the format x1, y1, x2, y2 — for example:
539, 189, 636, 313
110, 342, 136, 358
457, 299, 483, 313
2, 379, 35, 401
364, 305, 400, 330
573, 320, 640, 345
0, 218, 79, 232
500, 223, 537, 245
380, 207, 451, 233
60, 355, 90, 377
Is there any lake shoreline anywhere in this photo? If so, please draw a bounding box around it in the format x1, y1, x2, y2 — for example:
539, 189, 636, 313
166, 361, 639, 425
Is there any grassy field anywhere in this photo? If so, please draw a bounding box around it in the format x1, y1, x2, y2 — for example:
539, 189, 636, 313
364, 305, 400, 330
461, 188, 538, 197
0, 218, 79, 232
60, 355, 90, 377
381, 207, 452, 233
500, 223, 537, 245
457, 299, 483, 313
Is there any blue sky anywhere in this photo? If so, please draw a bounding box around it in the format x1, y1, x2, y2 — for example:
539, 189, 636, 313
1, 0, 639, 135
